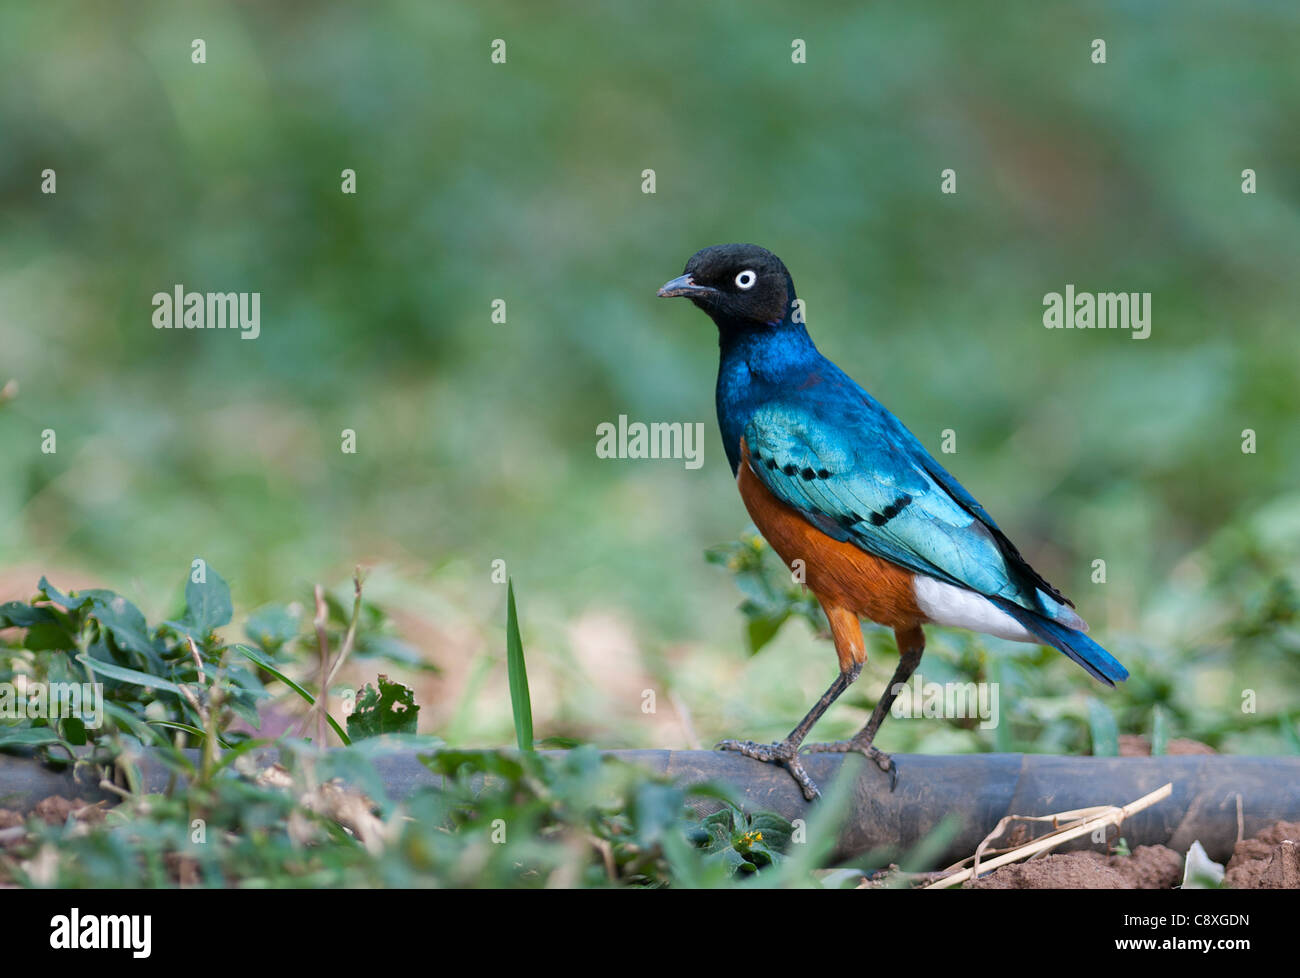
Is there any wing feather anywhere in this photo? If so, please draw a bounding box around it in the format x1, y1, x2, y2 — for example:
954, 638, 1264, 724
743, 402, 1072, 620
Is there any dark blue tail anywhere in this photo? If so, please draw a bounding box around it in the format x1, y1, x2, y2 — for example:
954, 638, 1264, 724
993, 598, 1129, 686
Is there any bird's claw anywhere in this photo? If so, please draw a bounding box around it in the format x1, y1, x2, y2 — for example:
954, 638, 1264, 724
716, 738, 822, 801
802, 739, 899, 791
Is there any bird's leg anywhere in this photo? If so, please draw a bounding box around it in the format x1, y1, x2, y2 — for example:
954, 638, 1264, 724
717, 601, 868, 801
803, 625, 925, 790
717, 661, 862, 801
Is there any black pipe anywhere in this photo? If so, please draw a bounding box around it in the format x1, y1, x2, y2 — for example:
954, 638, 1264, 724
3, 749, 1296, 865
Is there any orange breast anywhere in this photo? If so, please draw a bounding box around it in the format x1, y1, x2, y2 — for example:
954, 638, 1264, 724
736, 438, 924, 632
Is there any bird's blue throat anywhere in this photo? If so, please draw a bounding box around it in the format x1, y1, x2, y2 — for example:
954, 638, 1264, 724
714, 314, 822, 475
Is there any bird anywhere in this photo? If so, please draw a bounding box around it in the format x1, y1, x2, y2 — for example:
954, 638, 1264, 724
657, 243, 1128, 801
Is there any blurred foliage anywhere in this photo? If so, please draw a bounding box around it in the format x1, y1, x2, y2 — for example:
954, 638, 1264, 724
706, 530, 824, 654
710, 508, 1300, 756
3, 740, 818, 888
422, 748, 798, 887
0, 567, 829, 887
1, 567, 263, 757
0, 565, 428, 761
1, 2, 1297, 763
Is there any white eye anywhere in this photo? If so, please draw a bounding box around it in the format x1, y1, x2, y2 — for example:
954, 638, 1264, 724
735, 270, 757, 290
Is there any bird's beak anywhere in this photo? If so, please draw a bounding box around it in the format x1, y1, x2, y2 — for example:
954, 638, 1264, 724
657, 273, 716, 299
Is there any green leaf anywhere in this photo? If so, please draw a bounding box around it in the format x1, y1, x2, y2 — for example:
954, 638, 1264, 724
102, 702, 184, 754
420, 748, 538, 786
748, 812, 795, 849
703, 544, 734, 567
628, 781, 685, 849
536, 735, 580, 750
221, 664, 269, 728
0, 602, 57, 628
75, 653, 185, 696
146, 719, 235, 750
356, 635, 440, 673
233, 644, 350, 746
244, 604, 299, 654
1087, 698, 1120, 757
38, 577, 91, 611
0, 726, 63, 746
1151, 705, 1169, 756
734, 569, 777, 607
185, 568, 233, 634
346, 676, 420, 740
147, 719, 209, 739
60, 716, 87, 746
703, 844, 752, 874
700, 807, 736, 835
23, 622, 74, 651
89, 593, 156, 658
209, 735, 276, 775
745, 608, 788, 655
505, 579, 534, 751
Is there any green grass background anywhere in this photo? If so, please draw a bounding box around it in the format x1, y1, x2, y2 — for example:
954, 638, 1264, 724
2, 1, 1297, 756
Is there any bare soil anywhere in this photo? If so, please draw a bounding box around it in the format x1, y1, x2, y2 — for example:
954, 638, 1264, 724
1224, 820, 1300, 889
964, 845, 1182, 888
962, 820, 1299, 889
1118, 734, 1217, 756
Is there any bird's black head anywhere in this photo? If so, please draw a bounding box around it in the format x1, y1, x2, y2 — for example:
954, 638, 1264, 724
657, 243, 795, 329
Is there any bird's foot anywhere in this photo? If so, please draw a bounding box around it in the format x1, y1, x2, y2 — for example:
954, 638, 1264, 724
716, 738, 821, 801
802, 738, 898, 791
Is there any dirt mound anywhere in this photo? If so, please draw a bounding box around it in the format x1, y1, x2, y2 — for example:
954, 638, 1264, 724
0, 796, 106, 846
965, 845, 1181, 889
1225, 820, 1300, 889
959, 821, 1300, 889
1118, 735, 1216, 756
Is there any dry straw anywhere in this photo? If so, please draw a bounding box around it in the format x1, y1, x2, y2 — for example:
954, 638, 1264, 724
925, 782, 1173, 889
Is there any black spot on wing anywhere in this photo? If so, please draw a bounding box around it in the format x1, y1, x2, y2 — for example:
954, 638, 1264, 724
776, 464, 834, 481
866, 492, 914, 527
918, 458, 1076, 610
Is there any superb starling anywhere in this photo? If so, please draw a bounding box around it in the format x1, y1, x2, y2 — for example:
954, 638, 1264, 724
659, 243, 1127, 800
